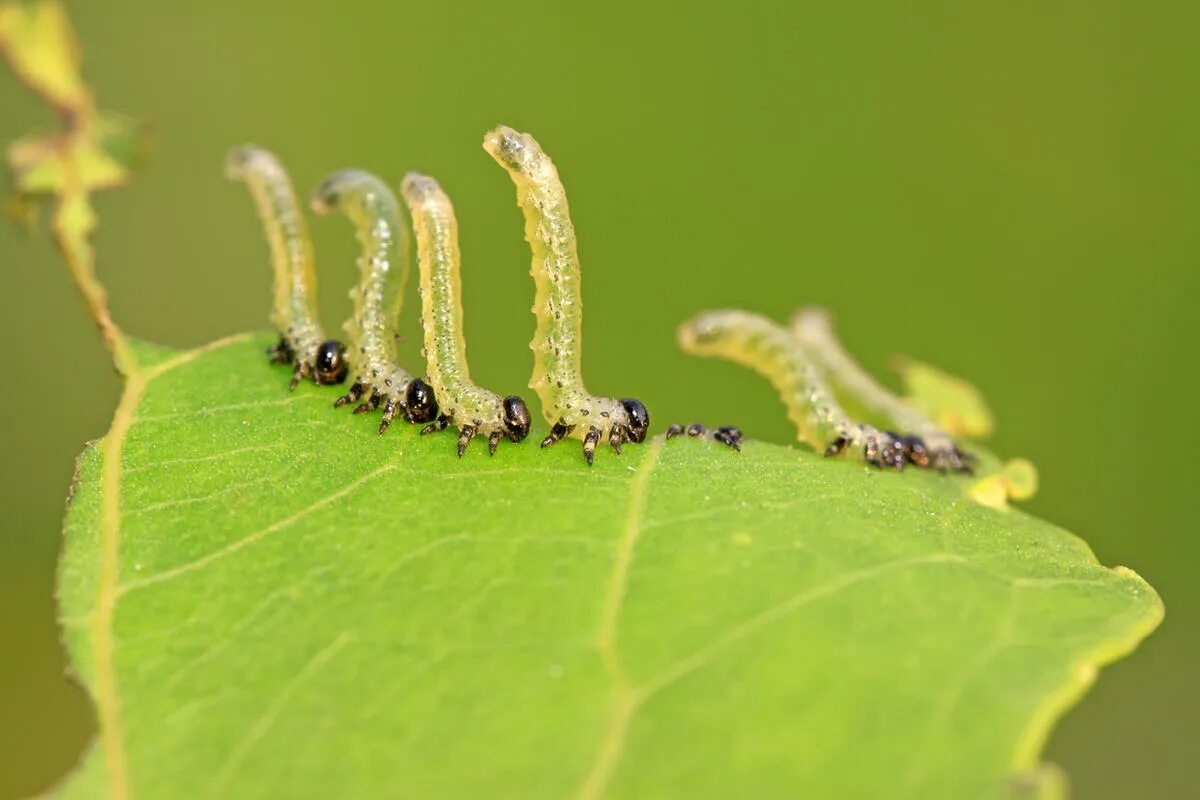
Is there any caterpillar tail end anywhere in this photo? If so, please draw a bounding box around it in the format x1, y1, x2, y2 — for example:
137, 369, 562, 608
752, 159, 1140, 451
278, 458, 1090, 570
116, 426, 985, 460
482, 124, 539, 172
308, 168, 376, 215
400, 171, 441, 205
224, 144, 271, 181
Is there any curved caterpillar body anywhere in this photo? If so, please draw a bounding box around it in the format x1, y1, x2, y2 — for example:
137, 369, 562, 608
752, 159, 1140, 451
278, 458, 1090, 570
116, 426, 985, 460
400, 172, 532, 456
791, 308, 969, 471
310, 170, 437, 433
678, 310, 969, 472
226, 145, 347, 389
483, 125, 649, 465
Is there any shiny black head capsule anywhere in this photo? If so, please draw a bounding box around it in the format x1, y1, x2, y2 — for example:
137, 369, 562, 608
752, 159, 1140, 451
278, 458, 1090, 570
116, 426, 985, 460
313, 340, 349, 385
502, 395, 532, 442
620, 398, 650, 443
405, 378, 439, 424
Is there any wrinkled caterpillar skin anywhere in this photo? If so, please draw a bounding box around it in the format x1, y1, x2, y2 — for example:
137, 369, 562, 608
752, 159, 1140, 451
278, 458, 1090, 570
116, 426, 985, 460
310, 170, 437, 433
226, 145, 347, 389
678, 310, 950, 471
791, 308, 970, 471
483, 125, 649, 465
400, 172, 531, 456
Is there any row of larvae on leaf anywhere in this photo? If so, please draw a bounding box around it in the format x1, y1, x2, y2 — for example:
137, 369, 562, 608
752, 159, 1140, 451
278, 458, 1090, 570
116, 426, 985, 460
676, 307, 1038, 508
226, 127, 742, 464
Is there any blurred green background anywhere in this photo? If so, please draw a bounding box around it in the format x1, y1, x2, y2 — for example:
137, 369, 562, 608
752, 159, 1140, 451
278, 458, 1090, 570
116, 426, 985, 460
1, 1, 1195, 797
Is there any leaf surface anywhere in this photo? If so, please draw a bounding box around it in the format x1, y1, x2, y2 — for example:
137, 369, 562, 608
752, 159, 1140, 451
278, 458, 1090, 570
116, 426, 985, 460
56, 334, 1161, 799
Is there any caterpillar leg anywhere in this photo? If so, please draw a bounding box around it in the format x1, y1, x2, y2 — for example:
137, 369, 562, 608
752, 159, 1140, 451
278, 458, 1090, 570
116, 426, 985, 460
337, 375, 438, 436
421, 416, 449, 436
267, 337, 294, 366
353, 392, 382, 415
824, 436, 848, 457
891, 434, 974, 474
379, 399, 399, 436
608, 424, 628, 454
419, 403, 528, 458
582, 426, 602, 466
541, 420, 575, 449
665, 422, 744, 452
288, 361, 309, 391
825, 431, 975, 473
457, 425, 477, 457
334, 380, 368, 409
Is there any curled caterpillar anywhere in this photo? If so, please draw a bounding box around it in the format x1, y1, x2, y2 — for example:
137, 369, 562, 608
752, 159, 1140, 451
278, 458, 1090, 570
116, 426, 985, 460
310, 169, 438, 433
483, 125, 649, 466
226, 145, 347, 389
400, 172, 532, 456
791, 308, 969, 471
678, 310, 970, 472
665, 422, 745, 451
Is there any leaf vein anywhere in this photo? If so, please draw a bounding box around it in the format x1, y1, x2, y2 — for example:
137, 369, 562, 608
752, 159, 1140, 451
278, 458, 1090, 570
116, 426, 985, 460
118, 464, 396, 595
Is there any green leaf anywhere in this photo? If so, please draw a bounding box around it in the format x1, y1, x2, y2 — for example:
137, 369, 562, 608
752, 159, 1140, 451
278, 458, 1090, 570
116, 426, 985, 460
56, 334, 1160, 799
0, 0, 89, 113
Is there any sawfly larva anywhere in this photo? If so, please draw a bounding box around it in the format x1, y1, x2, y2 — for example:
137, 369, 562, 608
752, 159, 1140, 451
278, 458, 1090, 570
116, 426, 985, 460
483, 125, 649, 465
400, 172, 532, 456
678, 309, 970, 471
791, 307, 970, 471
310, 169, 438, 433
226, 145, 347, 389
665, 422, 745, 451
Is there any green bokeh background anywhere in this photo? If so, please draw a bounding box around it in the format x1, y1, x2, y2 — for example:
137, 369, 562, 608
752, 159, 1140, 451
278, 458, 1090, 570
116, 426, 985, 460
1, 2, 1194, 797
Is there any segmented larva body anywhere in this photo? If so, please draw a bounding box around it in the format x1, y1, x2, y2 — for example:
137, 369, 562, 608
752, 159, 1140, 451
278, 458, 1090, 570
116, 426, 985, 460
310, 170, 437, 432
400, 172, 532, 456
678, 310, 913, 469
791, 307, 968, 470
483, 125, 649, 464
225, 145, 347, 389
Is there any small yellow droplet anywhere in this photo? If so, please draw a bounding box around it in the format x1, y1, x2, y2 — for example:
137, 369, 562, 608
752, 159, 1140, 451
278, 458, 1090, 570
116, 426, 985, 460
967, 457, 1038, 510
968, 476, 1010, 510
1002, 458, 1039, 501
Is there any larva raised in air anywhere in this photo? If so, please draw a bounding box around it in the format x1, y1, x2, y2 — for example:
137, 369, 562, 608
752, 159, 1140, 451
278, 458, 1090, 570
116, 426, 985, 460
226, 145, 348, 389
790, 307, 970, 471
678, 309, 971, 471
310, 169, 438, 434
483, 125, 650, 465
399, 172, 532, 456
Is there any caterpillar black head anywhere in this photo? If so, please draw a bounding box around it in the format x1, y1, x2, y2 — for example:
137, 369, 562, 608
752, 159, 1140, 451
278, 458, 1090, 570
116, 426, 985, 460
502, 395, 532, 443
404, 378, 439, 424
313, 340, 349, 385
620, 398, 651, 444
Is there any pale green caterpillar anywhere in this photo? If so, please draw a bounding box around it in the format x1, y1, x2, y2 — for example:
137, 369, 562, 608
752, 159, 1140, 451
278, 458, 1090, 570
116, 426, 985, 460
310, 169, 438, 433
483, 125, 649, 465
791, 307, 968, 470
225, 145, 347, 389
400, 172, 532, 456
678, 309, 969, 470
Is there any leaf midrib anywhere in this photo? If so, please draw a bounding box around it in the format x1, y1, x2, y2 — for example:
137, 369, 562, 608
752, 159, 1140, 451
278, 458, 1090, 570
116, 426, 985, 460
91, 333, 253, 800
